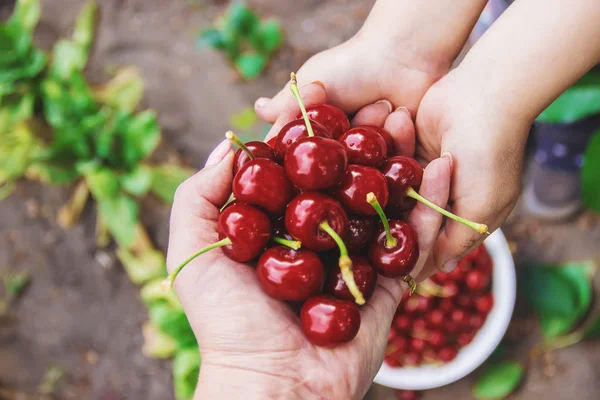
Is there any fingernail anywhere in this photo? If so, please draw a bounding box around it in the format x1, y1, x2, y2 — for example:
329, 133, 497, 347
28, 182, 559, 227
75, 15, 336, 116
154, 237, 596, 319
443, 259, 458, 273
306, 80, 325, 90
205, 140, 231, 167
442, 152, 453, 170
394, 106, 411, 119
255, 97, 269, 109
375, 99, 393, 114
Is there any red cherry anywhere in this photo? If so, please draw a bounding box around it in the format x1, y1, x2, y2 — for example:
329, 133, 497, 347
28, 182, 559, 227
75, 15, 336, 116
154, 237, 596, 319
284, 136, 348, 190
365, 125, 395, 156
438, 346, 458, 362
426, 329, 446, 349
232, 158, 293, 215
346, 216, 376, 254
256, 246, 324, 301
396, 390, 419, 400
412, 318, 427, 331
450, 309, 469, 329
416, 296, 434, 313
333, 165, 388, 216
384, 355, 402, 367
388, 328, 397, 342
380, 156, 423, 213
410, 338, 427, 353
266, 135, 277, 148
440, 280, 459, 297
233, 141, 276, 176
403, 351, 422, 366
430, 271, 450, 284
475, 293, 494, 314
217, 204, 271, 262
285, 192, 348, 252
469, 314, 485, 330
448, 266, 466, 281
299, 104, 350, 139
324, 255, 377, 302
439, 297, 454, 312
337, 126, 387, 167
368, 220, 419, 278
465, 269, 490, 292
426, 309, 446, 329
403, 296, 421, 314
300, 295, 361, 346
273, 118, 331, 160
390, 336, 409, 352
457, 332, 475, 347
456, 294, 473, 310
393, 314, 411, 332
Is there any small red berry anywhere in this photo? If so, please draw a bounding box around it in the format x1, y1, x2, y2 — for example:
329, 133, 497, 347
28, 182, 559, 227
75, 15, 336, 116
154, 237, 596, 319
393, 314, 411, 332
438, 346, 458, 362
384, 355, 402, 367
427, 329, 446, 349
457, 332, 475, 347
410, 338, 427, 353
469, 314, 486, 330
426, 309, 445, 328
450, 309, 469, 329
465, 269, 490, 292
475, 293, 494, 314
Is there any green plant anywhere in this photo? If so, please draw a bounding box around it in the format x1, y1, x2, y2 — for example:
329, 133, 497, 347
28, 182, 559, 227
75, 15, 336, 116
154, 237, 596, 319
0, 1, 197, 398
197, 2, 284, 80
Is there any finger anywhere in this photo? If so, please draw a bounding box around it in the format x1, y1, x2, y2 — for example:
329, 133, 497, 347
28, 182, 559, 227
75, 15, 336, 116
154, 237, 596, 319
262, 81, 327, 141
254, 85, 289, 123
166, 142, 234, 275
351, 100, 392, 127
383, 107, 415, 157
407, 154, 452, 280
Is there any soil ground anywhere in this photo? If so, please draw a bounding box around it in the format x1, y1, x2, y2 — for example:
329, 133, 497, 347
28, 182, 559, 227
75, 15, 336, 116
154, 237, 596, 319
1, 1, 599, 399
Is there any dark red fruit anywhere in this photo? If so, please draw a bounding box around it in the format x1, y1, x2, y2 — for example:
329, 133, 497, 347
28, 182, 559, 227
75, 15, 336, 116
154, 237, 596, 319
299, 104, 350, 139
256, 247, 324, 301
427, 309, 446, 329
273, 118, 331, 160
403, 351, 422, 366
366, 125, 395, 156
390, 336, 409, 353
393, 314, 411, 332
412, 318, 427, 332
456, 294, 473, 310
410, 338, 427, 353
368, 220, 419, 278
233, 141, 276, 176
284, 136, 347, 190
465, 269, 490, 292
426, 329, 446, 349
324, 255, 377, 302
337, 126, 387, 167
300, 295, 361, 346
346, 216, 376, 254
396, 389, 419, 400
438, 346, 458, 362
475, 293, 494, 314
333, 165, 389, 216
285, 192, 348, 252
450, 309, 469, 329
439, 297, 454, 312
457, 332, 475, 347
380, 156, 423, 213
217, 204, 271, 262
440, 280, 459, 298
232, 158, 293, 215
266, 135, 277, 148
469, 314, 485, 330
385, 356, 402, 367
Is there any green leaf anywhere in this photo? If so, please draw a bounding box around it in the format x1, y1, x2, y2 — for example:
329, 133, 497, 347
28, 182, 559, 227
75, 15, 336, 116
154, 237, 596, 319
229, 106, 258, 131
25, 162, 80, 185
585, 315, 600, 338
0, 122, 43, 185
473, 361, 524, 400
252, 20, 283, 53
235, 52, 267, 80
8, 0, 41, 33
81, 165, 119, 199
537, 71, 600, 123
149, 164, 194, 204
582, 129, 600, 212
173, 349, 201, 400
121, 165, 152, 196
119, 110, 161, 168
197, 28, 226, 50
72, 1, 98, 51
92, 67, 144, 112
96, 195, 138, 248
149, 303, 197, 349
49, 40, 88, 79
0, 182, 16, 200
226, 2, 259, 36
142, 321, 179, 359
116, 246, 166, 284
521, 264, 594, 338
140, 279, 183, 310
2, 270, 30, 298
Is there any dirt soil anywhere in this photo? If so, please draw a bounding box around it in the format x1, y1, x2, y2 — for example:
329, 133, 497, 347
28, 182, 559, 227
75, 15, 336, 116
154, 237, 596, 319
1, 1, 599, 400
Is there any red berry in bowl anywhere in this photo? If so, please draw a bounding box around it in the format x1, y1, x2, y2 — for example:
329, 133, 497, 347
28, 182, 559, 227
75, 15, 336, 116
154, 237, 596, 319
300, 295, 361, 346
338, 126, 387, 167
450, 309, 469, 329
410, 338, 427, 353
256, 246, 324, 301
457, 332, 476, 347
393, 314, 411, 332
333, 165, 389, 216
324, 255, 377, 302
475, 293, 494, 314
439, 297, 454, 312
385, 355, 402, 367
426, 309, 446, 329
465, 269, 490, 292
438, 346, 458, 362
469, 314, 485, 330
299, 104, 350, 139
456, 294, 473, 310
412, 318, 428, 331
284, 136, 348, 190
426, 329, 446, 349
232, 158, 293, 215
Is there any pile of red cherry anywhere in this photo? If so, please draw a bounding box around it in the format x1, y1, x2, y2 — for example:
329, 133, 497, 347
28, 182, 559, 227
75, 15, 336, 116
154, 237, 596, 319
164, 73, 488, 347
385, 244, 494, 368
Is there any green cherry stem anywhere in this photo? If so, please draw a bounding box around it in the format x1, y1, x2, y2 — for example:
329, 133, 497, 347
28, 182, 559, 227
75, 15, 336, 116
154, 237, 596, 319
272, 236, 302, 250
289, 72, 314, 137
161, 237, 232, 292
405, 187, 489, 235
318, 220, 365, 305
226, 131, 254, 159
366, 192, 397, 248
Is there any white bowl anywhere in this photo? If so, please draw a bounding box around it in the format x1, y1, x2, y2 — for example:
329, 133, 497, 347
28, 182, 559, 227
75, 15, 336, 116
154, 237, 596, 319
373, 229, 516, 390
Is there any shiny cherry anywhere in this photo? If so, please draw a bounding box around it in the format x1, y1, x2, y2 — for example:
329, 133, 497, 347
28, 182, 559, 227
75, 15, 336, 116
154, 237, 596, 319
284, 136, 347, 190
233, 141, 277, 176
266, 135, 277, 148
380, 156, 423, 213
232, 158, 293, 215
217, 204, 271, 262
273, 118, 331, 161
438, 346, 458, 362
299, 104, 350, 139
324, 255, 377, 302
333, 165, 389, 216
346, 216, 376, 254
366, 125, 395, 156
300, 295, 361, 346
337, 126, 387, 167
368, 220, 419, 278
285, 192, 348, 252
256, 246, 324, 301
465, 269, 490, 292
